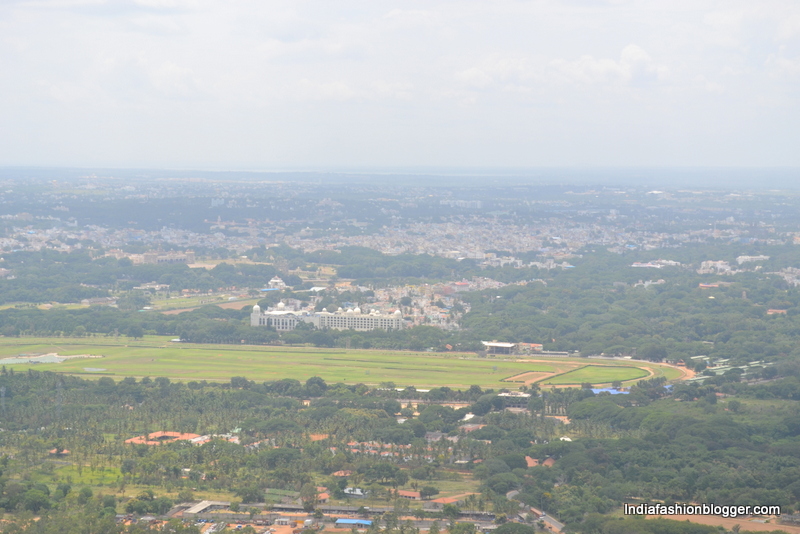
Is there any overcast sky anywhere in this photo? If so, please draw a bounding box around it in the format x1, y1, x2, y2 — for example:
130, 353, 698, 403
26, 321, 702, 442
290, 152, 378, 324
1, 0, 799, 170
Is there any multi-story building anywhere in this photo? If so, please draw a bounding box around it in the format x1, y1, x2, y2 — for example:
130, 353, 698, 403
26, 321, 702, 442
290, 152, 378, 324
142, 250, 196, 264
251, 303, 404, 331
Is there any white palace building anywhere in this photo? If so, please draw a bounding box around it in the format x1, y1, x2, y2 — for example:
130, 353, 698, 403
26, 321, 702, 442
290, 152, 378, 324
251, 302, 404, 332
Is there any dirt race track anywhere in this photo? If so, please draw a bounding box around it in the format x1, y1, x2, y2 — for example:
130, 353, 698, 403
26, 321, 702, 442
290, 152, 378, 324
506, 358, 694, 388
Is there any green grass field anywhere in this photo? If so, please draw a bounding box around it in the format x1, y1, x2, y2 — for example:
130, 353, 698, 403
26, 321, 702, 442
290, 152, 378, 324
53, 465, 123, 486
151, 295, 260, 312
0, 336, 683, 389
542, 364, 651, 386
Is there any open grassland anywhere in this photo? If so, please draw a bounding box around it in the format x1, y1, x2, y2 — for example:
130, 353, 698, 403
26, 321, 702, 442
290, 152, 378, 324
52, 464, 123, 486
0, 336, 683, 388
152, 295, 260, 313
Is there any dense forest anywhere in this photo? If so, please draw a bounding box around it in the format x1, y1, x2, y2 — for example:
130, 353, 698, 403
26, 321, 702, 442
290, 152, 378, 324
0, 369, 799, 533
0, 250, 305, 306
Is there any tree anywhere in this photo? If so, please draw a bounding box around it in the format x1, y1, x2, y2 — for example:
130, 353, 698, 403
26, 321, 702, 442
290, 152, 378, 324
442, 503, 460, 520
117, 292, 151, 311
300, 483, 318, 512
77, 487, 93, 505
449, 523, 476, 534
22, 489, 50, 512
639, 343, 667, 362
127, 325, 144, 340
494, 524, 535, 534
234, 486, 262, 503
420, 486, 440, 500
305, 376, 328, 397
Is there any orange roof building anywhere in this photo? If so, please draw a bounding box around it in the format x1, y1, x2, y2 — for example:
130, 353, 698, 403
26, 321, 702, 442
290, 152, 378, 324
125, 431, 201, 446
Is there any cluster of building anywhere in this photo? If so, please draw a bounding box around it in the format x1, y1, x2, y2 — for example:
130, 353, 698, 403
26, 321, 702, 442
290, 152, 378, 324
683, 355, 772, 383
248, 273, 553, 333
769, 267, 800, 287
481, 341, 544, 355
104, 249, 196, 264
697, 256, 770, 275
124, 431, 240, 446
251, 302, 404, 332
631, 259, 682, 268
439, 200, 483, 209
4, 178, 799, 264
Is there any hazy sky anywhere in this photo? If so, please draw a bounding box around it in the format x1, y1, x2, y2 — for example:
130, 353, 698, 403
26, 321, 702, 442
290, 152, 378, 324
1, 0, 799, 170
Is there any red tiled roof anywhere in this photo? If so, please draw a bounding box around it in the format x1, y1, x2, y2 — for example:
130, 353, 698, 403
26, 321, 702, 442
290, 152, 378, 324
125, 431, 201, 445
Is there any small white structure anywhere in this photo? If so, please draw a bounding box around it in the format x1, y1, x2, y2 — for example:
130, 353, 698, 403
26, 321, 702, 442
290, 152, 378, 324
268, 276, 286, 289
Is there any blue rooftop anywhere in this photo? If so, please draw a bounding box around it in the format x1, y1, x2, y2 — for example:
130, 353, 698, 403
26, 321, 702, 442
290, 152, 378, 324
591, 388, 629, 395
336, 519, 373, 526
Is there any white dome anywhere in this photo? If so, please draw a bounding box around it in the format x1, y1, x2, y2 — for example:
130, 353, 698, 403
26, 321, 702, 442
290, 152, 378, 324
322, 307, 328, 313
354, 307, 361, 314
277, 302, 285, 309
394, 309, 402, 315
252, 304, 261, 312
337, 307, 343, 313
346, 308, 354, 314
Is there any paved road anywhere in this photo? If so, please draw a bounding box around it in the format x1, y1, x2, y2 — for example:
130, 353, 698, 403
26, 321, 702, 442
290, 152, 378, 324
529, 507, 564, 532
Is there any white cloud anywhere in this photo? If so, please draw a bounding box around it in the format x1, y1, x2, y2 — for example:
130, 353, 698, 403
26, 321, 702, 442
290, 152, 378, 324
455, 57, 536, 94
127, 14, 185, 34
551, 44, 667, 86
295, 79, 357, 102
147, 61, 199, 97
383, 9, 436, 26
370, 80, 413, 100
0, 0, 798, 167
777, 12, 800, 40
702, 8, 747, 48
456, 67, 494, 89
132, 0, 199, 7
766, 53, 800, 78
47, 82, 87, 103
8, 0, 106, 7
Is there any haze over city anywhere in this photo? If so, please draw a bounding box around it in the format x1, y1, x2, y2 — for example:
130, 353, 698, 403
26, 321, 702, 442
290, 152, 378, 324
4, 3, 800, 534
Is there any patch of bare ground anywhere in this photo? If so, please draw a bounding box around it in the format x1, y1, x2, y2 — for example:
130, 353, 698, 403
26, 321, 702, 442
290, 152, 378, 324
647, 515, 794, 533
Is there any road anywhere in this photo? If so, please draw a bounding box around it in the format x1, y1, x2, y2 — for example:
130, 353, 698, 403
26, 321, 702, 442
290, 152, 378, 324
528, 507, 565, 533
507, 490, 565, 533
